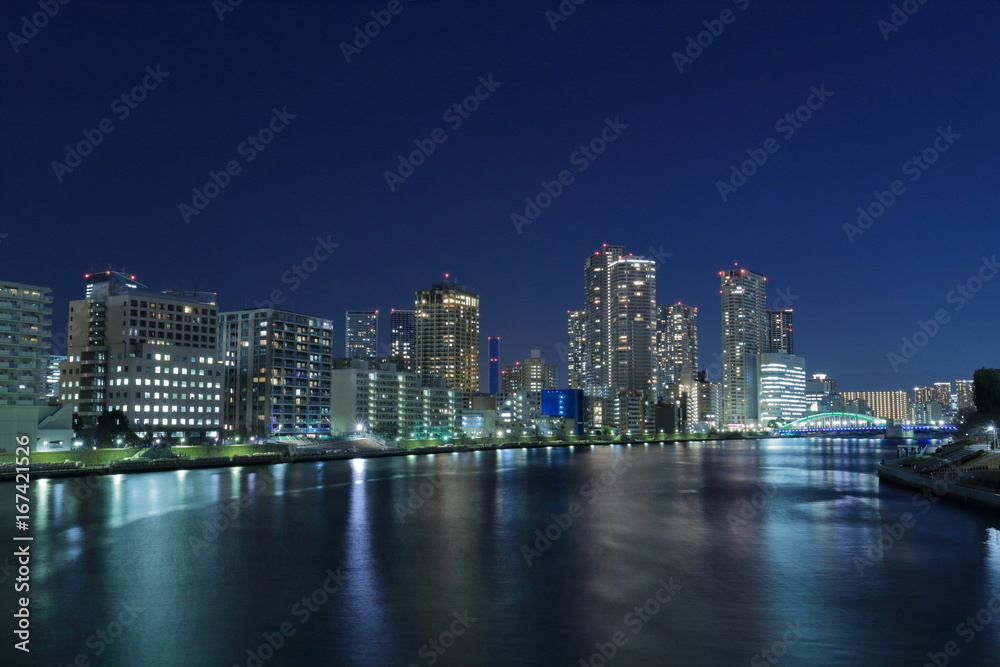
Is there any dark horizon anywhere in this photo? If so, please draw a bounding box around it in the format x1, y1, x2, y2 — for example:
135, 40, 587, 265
3, 1, 999, 392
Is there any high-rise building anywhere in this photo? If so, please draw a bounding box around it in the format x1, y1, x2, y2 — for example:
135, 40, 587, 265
656, 302, 698, 392
933, 381, 954, 418
608, 256, 657, 433
389, 309, 416, 371
720, 267, 767, 427
415, 278, 480, 401
840, 391, 908, 420
345, 310, 378, 358
913, 386, 935, 405
0, 281, 52, 407
759, 352, 807, 423
956, 379, 975, 412
766, 308, 794, 354
502, 350, 557, 393
566, 310, 586, 390
60, 270, 222, 442
219, 308, 333, 437
488, 336, 500, 395
583, 245, 626, 402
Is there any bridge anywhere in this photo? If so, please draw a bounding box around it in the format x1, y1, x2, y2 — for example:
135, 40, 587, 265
773, 412, 958, 437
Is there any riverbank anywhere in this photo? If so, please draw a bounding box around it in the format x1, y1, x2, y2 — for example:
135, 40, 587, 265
877, 448, 1000, 512
0, 434, 753, 482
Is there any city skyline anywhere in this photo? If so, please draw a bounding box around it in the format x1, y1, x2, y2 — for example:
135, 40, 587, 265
4, 2, 999, 393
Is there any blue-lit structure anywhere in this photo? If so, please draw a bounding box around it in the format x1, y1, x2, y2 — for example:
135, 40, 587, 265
541, 389, 585, 435
488, 336, 500, 395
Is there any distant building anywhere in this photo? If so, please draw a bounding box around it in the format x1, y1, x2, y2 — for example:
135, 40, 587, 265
45, 354, 66, 399
805, 374, 840, 413
330, 358, 456, 439
389, 309, 416, 371
759, 352, 807, 423
502, 350, 557, 393
766, 308, 794, 354
955, 379, 975, 412
933, 381, 954, 419
694, 371, 722, 431
910, 401, 943, 424
345, 310, 378, 359
488, 336, 500, 395
415, 278, 480, 401
60, 271, 222, 442
566, 310, 586, 390
219, 308, 333, 438
656, 302, 698, 392
720, 267, 767, 426
840, 391, 908, 420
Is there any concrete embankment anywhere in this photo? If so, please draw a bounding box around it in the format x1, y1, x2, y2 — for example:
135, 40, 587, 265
877, 462, 1000, 512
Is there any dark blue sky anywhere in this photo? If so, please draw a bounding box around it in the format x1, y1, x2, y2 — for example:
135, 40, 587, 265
3, 0, 999, 392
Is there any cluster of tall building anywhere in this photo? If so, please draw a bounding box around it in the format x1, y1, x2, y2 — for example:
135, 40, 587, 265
0, 251, 984, 448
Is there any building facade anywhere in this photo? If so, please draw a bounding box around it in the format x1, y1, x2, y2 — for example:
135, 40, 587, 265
566, 309, 586, 390
758, 352, 807, 423
0, 281, 52, 407
415, 279, 480, 401
766, 308, 794, 354
345, 310, 378, 359
60, 271, 221, 442
502, 350, 557, 393
720, 267, 767, 427
389, 309, 416, 371
219, 308, 333, 438
840, 391, 908, 421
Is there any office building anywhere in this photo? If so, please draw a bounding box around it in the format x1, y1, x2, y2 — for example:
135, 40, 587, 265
840, 391, 908, 421
345, 310, 378, 359
720, 267, 767, 427
656, 302, 698, 393
60, 271, 221, 442
502, 350, 557, 393
758, 352, 807, 423
766, 308, 794, 354
219, 308, 333, 437
415, 278, 480, 400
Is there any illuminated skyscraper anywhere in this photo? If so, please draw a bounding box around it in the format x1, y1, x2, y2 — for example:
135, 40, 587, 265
566, 310, 586, 390
345, 310, 378, 358
415, 278, 480, 401
389, 309, 416, 371
502, 351, 557, 393
956, 379, 975, 412
720, 267, 767, 426
656, 302, 698, 392
583, 245, 625, 403
766, 308, 794, 354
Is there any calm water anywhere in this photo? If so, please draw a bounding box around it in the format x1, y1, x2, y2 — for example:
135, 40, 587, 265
3, 439, 1000, 666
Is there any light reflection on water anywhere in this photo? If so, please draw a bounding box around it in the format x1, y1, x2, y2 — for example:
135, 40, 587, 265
4, 438, 1000, 666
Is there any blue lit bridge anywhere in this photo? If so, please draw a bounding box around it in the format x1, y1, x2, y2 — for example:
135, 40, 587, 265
773, 412, 958, 437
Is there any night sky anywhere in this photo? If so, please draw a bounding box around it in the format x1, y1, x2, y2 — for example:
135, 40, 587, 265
3, 0, 999, 392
